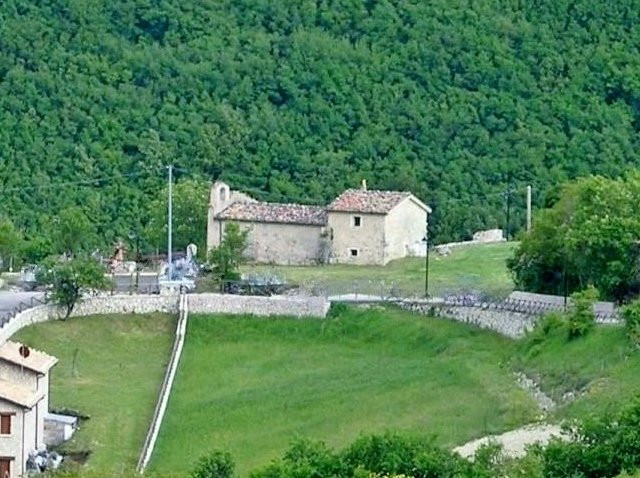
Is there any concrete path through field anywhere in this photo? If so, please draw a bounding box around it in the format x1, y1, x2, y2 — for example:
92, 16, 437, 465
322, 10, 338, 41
454, 424, 566, 458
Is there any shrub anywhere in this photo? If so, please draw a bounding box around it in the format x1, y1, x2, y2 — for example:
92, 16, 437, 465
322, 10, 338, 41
541, 396, 640, 477
621, 300, 640, 347
191, 451, 235, 478
567, 286, 598, 339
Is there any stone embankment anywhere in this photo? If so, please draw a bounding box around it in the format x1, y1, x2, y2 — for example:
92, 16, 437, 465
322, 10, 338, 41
399, 300, 537, 338
0, 293, 330, 345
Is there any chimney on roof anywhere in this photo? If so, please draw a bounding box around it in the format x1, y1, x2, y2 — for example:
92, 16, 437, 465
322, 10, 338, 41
361, 179, 367, 191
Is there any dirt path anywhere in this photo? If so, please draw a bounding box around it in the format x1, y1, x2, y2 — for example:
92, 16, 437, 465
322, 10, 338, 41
454, 424, 566, 458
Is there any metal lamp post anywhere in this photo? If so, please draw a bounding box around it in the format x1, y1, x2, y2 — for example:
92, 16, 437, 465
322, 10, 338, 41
422, 224, 429, 298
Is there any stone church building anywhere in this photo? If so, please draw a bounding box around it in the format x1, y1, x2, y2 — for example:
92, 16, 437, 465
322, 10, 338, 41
207, 181, 431, 266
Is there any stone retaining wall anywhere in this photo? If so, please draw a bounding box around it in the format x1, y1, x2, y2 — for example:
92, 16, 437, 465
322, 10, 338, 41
401, 301, 536, 338
189, 293, 330, 318
0, 293, 330, 345
399, 300, 621, 338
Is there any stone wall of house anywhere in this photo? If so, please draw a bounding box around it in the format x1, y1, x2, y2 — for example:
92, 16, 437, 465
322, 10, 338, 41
230, 221, 327, 265
328, 211, 386, 265
384, 197, 428, 263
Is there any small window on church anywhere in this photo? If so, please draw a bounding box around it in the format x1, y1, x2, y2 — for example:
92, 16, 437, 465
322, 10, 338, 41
219, 188, 227, 201
353, 216, 361, 227
350, 249, 359, 257
0, 414, 11, 435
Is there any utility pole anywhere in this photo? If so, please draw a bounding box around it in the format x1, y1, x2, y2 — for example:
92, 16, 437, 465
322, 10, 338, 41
526, 185, 532, 232
505, 173, 513, 241
167, 164, 173, 281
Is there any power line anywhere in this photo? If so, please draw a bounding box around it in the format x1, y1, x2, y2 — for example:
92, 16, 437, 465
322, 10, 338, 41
0, 170, 157, 194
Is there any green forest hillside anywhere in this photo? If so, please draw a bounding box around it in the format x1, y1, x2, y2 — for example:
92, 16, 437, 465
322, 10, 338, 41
1, 0, 639, 249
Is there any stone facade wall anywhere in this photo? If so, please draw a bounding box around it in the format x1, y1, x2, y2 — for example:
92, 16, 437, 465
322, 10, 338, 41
189, 293, 330, 318
207, 182, 257, 251
328, 211, 386, 265
384, 197, 428, 263
232, 221, 327, 265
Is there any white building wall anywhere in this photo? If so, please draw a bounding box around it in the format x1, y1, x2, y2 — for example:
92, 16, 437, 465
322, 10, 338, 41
383, 198, 428, 263
0, 399, 24, 478
327, 212, 386, 265
36, 374, 48, 449
0, 362, 37, 391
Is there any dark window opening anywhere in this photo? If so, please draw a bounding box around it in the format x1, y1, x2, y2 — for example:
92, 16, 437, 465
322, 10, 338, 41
353, 216, 362, 227
0, 415, 11, 435
350, 249, 359, 257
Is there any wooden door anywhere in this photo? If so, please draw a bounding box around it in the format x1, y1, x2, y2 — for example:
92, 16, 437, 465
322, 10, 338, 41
0, 458, 10, 478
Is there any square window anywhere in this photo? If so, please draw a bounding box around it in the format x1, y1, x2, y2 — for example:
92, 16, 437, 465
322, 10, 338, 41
0, 414, 11, 435
350, 249, 359, 257
353, 216, 362, 227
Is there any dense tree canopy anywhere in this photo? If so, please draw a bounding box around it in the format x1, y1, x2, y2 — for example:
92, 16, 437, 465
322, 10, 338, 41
1, 0, 640, 253
509, 174, 640, 301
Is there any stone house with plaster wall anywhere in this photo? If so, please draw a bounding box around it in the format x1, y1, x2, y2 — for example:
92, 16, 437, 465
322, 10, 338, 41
207, 181, 431, 266
0, 341, 57, 478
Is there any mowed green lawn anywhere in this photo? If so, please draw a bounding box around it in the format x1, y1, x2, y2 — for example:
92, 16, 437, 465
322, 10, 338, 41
242, 242, 517, 297
14, 314, 176, 473
151, 306, 537, 476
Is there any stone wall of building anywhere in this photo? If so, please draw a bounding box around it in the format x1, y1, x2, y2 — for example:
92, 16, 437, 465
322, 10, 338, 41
328, 211, 386, 265
384, 197, 428, 263
233, 221, 327, 265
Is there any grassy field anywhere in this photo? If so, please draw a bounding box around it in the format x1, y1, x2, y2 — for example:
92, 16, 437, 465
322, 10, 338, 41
13, 314, 176, 474
512, 321, 640, 420
242, 242, 517, 297
151, 306, 537, 476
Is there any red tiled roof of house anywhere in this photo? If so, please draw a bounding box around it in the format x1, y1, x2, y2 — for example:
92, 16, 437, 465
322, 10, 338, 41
327, 189, 412, 214
216, 202, 327, 226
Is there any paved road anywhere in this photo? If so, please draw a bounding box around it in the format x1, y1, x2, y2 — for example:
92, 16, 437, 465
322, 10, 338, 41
0, 291, 45, 317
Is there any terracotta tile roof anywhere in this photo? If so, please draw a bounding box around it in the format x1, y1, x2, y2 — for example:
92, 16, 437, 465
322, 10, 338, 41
216, 202, 327, 226
0, 378, 44, 408
327, 189, 412, 214
0, 341, 58, 375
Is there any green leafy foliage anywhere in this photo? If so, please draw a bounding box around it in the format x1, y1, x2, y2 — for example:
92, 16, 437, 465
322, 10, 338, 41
207, 223, 249, 283
191, 451, 235, 478
541, 397, 640, 477
509, 174, 640, 300
568, 286, 599, 339
0, 216, 23, 269
145, 178, 210, 254
1, 1, 640, 248
37, 256, 109, 318
248, 433, 478, 478
621, 300, 640, 347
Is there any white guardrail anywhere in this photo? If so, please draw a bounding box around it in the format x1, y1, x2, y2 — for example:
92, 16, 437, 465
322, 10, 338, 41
136, 292, 189, 473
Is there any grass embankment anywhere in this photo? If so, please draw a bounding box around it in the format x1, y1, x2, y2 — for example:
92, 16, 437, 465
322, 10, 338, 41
14, 314, 176, 473
513, 322, 640, 420
242, 242, 517, 297
151, 306, 537, 476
